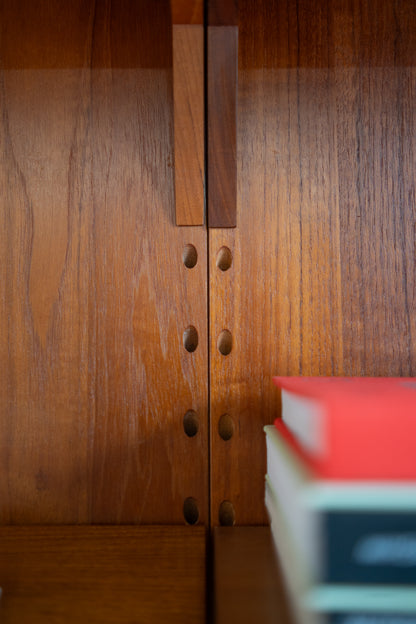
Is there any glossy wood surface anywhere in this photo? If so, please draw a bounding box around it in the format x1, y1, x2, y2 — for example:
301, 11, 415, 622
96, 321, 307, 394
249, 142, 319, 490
173, 24, 205, 225
207, 26, 238, 228
0, 0, 208, 524
1, 0, 416, 531
210, 0, 416, 524
213, 526, 292, 624
208, 0, 238, 26
0, 525, 206, 623
170, 0, 203, 25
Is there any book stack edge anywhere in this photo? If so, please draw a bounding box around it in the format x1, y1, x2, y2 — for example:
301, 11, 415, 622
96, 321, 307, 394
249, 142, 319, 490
265, 377, 416, 624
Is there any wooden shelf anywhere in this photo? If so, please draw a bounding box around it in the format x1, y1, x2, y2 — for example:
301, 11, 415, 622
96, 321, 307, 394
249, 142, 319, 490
213, 526, 292, 624
0, 526, 206, 624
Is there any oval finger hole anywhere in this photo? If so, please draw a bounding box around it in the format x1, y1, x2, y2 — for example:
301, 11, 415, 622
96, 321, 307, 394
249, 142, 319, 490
183, 244, 198, 269
184, 326, 198, 352
183, 410, 199, 437
217, 330, 232, 356
183, 497, 199, 525
219, 500, 235, 526
216, 246, 232, 271
218, 414, 234, 441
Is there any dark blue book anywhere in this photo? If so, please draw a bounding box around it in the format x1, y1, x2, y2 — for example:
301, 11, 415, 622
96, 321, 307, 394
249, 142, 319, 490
329, 615, 416, 624
324, 510, 416, 584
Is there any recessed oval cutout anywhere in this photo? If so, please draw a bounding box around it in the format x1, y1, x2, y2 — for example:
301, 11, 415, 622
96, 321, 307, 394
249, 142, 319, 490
217, 329, 232, 356
183, 326, 198, 352
216, 246, 232, 271
219, 500, 235, 526
218, 414, 234, 441
183, 244, 198, 269
183, 410, 199, 437
183, 497, 199, 525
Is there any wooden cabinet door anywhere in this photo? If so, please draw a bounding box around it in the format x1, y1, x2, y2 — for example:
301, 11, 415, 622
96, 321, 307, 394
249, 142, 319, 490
0, 0, 208, 524
1, 0, 415, 528
209, 0, 416, 525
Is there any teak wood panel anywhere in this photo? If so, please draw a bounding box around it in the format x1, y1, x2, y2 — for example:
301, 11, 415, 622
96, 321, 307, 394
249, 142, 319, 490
208, 0, 239, 26
207, 25, 238, 228
0, 0, 208, 524
210, 0, 416, 525
0, 525, 206, 623
214, 527, 292, 624
173, 24, 205, 225
170, 0, 203, 25
1, 0, 416, 531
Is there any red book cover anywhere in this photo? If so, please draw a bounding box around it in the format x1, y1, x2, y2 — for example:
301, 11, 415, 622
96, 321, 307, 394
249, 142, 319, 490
272, 377, 416, 480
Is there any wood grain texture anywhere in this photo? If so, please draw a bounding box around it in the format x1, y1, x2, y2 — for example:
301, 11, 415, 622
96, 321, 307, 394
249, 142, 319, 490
0, 1, 172, 69
171, 0, 203, 25
0, 0, 96, 525
173, 25, 205, 225
333, 0, 416, 376
213, 527, 292, 624
210, 0, 416, 525
207, 26, 238, 228
0, 0, 208, 524
208, 0, 239, 26
0, 525, 206, 623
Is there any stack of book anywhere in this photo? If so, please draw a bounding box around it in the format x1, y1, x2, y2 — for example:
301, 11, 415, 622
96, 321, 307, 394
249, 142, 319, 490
264, 377, 416, 624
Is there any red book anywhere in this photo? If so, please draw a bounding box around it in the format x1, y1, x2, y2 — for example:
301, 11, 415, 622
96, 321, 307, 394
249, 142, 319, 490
272, 376, 416, 480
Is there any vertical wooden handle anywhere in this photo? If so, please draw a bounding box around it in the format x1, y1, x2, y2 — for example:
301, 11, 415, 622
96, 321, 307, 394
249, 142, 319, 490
171, 2, 205, 226
207, 1, 238, 228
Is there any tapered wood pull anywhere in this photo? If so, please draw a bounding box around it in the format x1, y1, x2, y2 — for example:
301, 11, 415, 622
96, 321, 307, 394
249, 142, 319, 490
208, 1, 238, 228
171, 1, 205, 226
